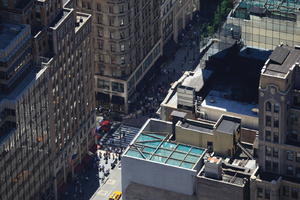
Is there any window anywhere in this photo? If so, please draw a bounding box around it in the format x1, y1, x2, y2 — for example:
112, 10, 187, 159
266, 101, 272, 111
119, 5, 124, 13
274, 118, 279, 128
266, 146, 272, 156
257, 187, 263, 198
111, 56, 116, 64
97, 3, 101, 11
109, 17, 115, 26
120, 31, 125, 39
291, 188, 299, 199
265, 130, 271, 141
273, 162, 278, 173
111, 82, 124, 93
120, 44, 125, 52
120, 18, 125, 26
296, 167, 300, 178
109, 6, 114, 13
121, 56, 125, 64
265, 189, 270, 200
97, 79, 110, 90
109, 31, 114, 39
111, 43, 116, 52
273, 148, 279, 158
97, 14, 103, 24
287, 151, 294, 161
274, 104, 280, 113
287, 165, 294, 176
98, 40, 103, 49
265, 160, 272, 171
273, 132, 279, 143
283, 186, 290, 197
296, 152, 300, 162
266, 116, 271, 126
98, 28, 103, 37
99, 54, 104, 62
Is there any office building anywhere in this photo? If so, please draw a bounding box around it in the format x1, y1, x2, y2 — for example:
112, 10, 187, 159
0, 1, 95, 199
225, 0, 300, 50
159, 45, 271, 131
75, 0, 199, 113
250, 45, 300, 200
122, 114, 257, 200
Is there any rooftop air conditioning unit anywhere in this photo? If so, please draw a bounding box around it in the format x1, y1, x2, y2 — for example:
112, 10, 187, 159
204, 157, 222, 180
177, 85, 195, 108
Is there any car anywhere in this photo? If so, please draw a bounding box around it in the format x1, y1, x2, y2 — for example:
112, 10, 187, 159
108, 191, 122, 200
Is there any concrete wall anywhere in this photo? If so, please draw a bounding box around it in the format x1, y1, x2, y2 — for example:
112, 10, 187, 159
197, 177, 246, 200
122, 156, 197, 200
175, 124, 234, 156
200, 107, 258, 130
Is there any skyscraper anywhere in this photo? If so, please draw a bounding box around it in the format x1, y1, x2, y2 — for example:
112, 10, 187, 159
0, 1, 95, 199
251, 45, 300, 200
76, 0, 198, 113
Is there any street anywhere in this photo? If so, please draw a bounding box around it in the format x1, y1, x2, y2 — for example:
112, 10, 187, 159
58, 13, 212, 200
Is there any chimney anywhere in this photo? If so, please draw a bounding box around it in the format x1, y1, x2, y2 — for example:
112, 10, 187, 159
170, 110, 187, 141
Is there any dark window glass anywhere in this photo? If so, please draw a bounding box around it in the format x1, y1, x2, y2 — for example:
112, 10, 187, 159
266, 101, 272, 111
265, 189, 270, 200
265, 130, 271, 141
257, 187, 263, 198
266, 116, 271, 127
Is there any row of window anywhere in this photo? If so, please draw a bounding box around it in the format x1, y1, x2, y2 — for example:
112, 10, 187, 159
265, 115, 279, 128
97, 79, 125, 93
82, 1, 128, 14
97, 14, 126, 27
265, 147, 300, 162
265, 101, 280, 113
257, 186, 299, 199
265, 130, 279, 143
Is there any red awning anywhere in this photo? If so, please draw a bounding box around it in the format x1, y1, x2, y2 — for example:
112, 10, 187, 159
100, 120, 110, 126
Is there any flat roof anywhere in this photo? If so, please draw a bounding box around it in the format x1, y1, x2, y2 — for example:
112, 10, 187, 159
180, 120, 214, 133
0, 24, 25, 50
0, 65, 47, 102
216, 117, 240, 134
50, 9, 71, 28
75, 12, 90, 33
232, 0, 300, 20
125, 132, 206, 169
265, 46, 300, 76
201, 90, 258, 117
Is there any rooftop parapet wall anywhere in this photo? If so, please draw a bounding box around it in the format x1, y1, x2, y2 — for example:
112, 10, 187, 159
0, 24, 31, 61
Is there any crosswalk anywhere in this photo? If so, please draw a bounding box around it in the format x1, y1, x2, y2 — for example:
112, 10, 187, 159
101, 125, 140, 148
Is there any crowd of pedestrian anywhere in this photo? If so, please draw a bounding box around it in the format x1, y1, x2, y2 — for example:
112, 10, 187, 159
126, 13, 207, 119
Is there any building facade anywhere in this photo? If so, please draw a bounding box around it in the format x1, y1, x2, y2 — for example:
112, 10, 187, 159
75, 0, 199, 113
250, 45, 300, 200
0, 1, 95, 200
225, 0, 300, 50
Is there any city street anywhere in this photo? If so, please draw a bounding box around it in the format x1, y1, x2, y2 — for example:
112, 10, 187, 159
58, 14, 212, 200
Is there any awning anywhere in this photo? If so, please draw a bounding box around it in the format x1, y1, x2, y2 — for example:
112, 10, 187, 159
111, 95, 125, 105
96, 92, 110, 103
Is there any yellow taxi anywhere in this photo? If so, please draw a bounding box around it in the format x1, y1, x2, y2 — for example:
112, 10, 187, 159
108, 191, 122, 200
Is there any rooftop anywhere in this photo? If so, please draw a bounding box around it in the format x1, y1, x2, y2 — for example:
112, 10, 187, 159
216, 116, 241, 134
264, 45, 300, 77
201, 90, 258, 117
125, 132, 206, 170
180, 120, 214, 133
0, 64, 48, 102
75, 12, 90, 33
50, 9, 72, 29
232, 0, 300, 20
0, 24, 26, 50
